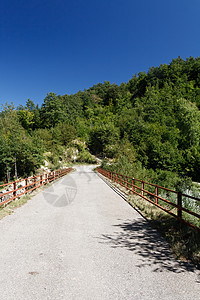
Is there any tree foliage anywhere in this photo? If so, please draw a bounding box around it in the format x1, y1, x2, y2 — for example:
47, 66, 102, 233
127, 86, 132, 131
1, 56, 200, 188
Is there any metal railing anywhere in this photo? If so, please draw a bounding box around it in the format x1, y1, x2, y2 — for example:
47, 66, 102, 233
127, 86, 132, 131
0, 168, 73, 207
96, 168, 200, 231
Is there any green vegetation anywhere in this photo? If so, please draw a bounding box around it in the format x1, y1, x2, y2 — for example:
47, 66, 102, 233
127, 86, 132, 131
1, 56, 200, 195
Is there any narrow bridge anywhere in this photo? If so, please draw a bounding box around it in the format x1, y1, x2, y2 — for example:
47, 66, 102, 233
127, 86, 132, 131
0, 166, 199, 300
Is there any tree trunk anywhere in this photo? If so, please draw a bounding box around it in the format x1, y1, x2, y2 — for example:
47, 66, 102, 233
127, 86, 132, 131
14, 157, 18, 179
6, 165, 10, 183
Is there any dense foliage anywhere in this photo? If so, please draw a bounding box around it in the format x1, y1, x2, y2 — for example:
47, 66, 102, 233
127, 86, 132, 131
1, 56, 200, 191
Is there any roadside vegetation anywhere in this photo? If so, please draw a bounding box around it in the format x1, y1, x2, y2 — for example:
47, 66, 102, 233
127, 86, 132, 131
1, 56, 200, 191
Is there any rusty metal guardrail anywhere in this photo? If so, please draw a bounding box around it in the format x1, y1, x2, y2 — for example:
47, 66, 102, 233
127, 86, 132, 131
96, 168, 200, 231
0, 168, 73, 207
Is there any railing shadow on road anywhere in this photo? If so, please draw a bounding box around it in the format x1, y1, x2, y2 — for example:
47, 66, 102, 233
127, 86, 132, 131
98, 218, 200, 275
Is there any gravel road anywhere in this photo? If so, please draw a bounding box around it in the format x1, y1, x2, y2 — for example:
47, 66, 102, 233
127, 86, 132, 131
0, 165, 199, 300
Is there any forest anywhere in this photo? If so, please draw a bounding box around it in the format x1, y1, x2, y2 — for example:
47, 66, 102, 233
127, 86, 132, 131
1, 56, 200, 193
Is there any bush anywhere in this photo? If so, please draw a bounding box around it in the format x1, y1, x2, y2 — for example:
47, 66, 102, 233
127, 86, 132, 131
76, 150, 97, 164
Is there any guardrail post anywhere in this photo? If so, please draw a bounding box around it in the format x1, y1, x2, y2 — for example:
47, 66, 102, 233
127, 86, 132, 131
13, 182, 16, 199
126, 176, 128, 189
117, 173, 118, 183
34, 177, 36, 188
40, 175, 43, 186
155, 186, 158, 204
25, 178, 28, 193
177, 192, 182, 220
132, 178, 135, 194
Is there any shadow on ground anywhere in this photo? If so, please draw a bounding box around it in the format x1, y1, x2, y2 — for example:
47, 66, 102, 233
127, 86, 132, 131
98, 218, 200, 276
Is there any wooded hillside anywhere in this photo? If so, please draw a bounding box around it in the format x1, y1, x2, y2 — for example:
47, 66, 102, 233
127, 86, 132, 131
1, 56, 200, 192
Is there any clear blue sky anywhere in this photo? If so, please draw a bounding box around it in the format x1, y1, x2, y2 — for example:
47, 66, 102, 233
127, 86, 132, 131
1, 0, 200, 107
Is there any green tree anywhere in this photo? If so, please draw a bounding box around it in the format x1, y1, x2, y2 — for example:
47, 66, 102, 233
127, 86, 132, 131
88, 122, 120, 157
40, 93, 66, 128
0, 104, 44, 180
51, 123, 77, 146
176, 98, 200, 148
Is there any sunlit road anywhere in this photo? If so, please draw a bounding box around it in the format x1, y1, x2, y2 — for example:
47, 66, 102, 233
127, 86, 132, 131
0, 165, 199, 300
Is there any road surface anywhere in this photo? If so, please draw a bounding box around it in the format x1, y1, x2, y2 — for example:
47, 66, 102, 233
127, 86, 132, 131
0, 165, 199, 300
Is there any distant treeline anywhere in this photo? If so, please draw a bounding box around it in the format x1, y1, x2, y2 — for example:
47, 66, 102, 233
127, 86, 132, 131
1, 56, 200, 191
